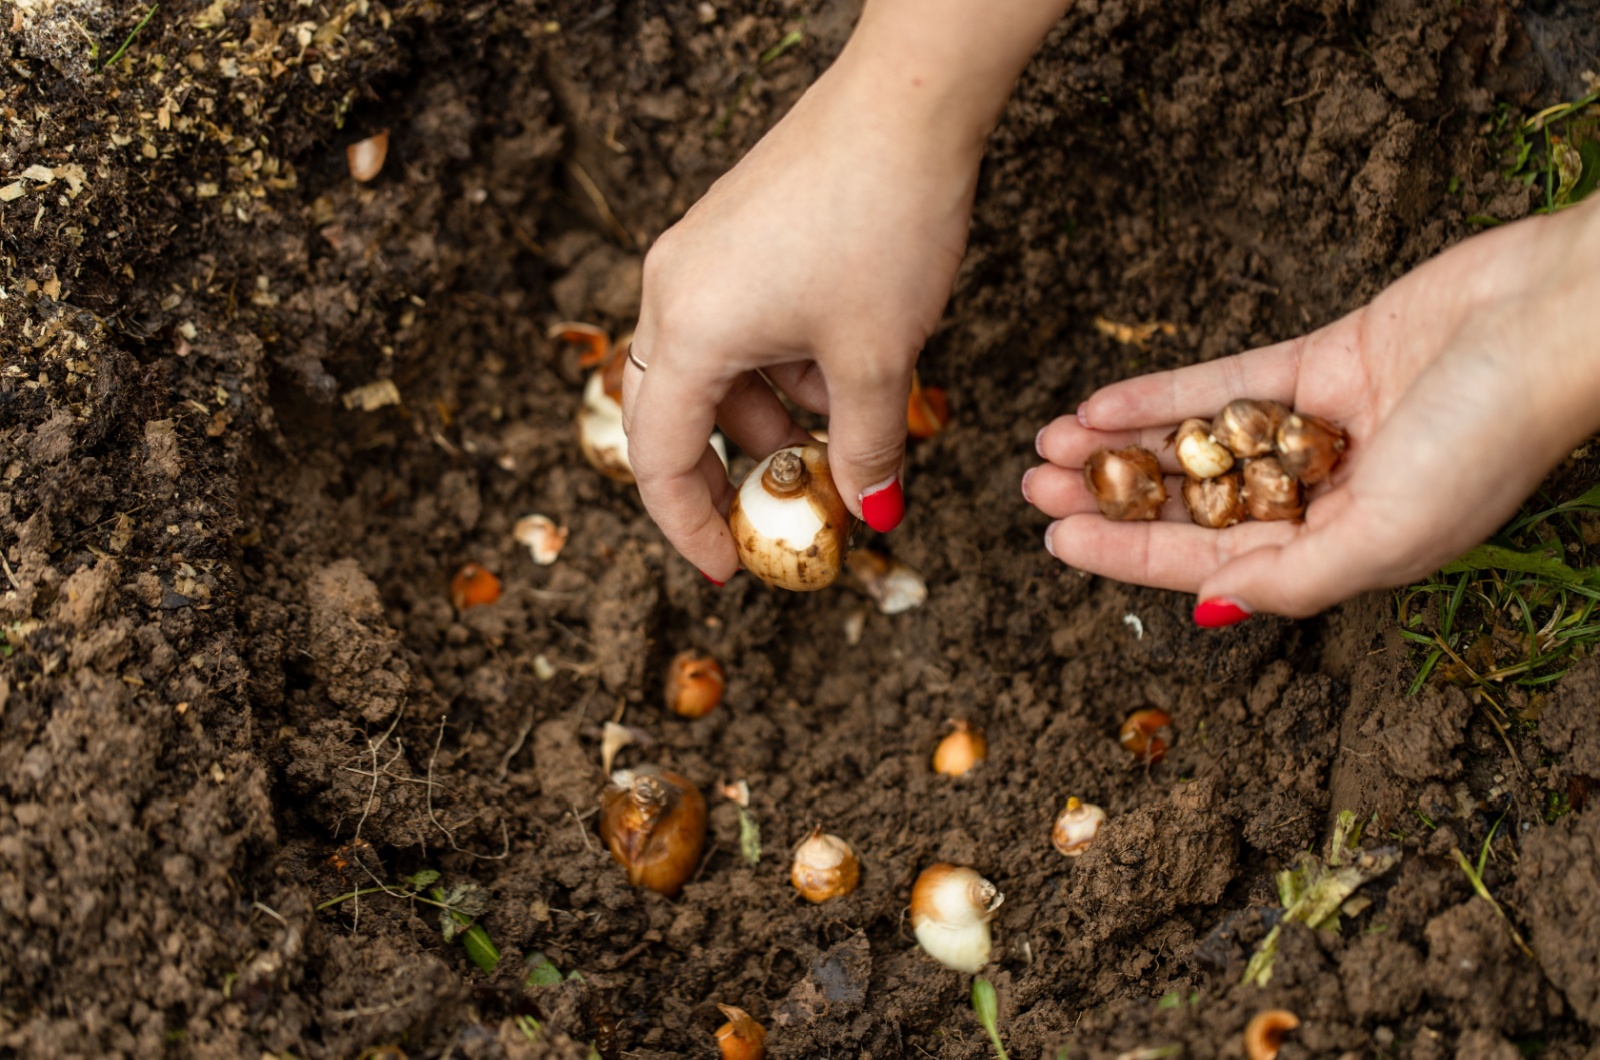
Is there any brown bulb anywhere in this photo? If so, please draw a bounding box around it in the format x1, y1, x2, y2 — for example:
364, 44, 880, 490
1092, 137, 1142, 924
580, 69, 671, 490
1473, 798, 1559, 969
1119, 708, 1172, 764
933, 720, 987, 777
790, 827, 860, 903
1242, 456, 1305, 521
728, 443, 852, 591
666, 650, 725, 718
1169, 418, 1234, 478
1244, 1009, 1300, 1060
1211, 399, 1288, 458
1182, 472, 1246, 529
598, 765, 707, 896
346, 130, 389, 182
1084, 446, 1167, 521
715, 1005, 766, 1060
1276, 412, 1347, 485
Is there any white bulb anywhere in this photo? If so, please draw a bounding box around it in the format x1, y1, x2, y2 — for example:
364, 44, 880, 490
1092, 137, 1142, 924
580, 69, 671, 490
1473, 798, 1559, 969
910, 864, 1003, 973
578, 371, 633, 481
1175, 424, 1234, 479
1051, 799, 1107, 857
736, 451, 825, 548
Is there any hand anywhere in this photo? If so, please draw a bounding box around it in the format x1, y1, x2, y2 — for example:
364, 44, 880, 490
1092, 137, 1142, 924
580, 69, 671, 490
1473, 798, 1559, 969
1026, 202, 1600, 621
620, 55, 981, 582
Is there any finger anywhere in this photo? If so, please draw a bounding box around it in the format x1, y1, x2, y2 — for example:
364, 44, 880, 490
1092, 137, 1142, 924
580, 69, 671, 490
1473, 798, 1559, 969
822, 363, 912, 532
626, 352, 742, 583
1044, 513, 1302, 593
1034, 418, 1187, 473
1024, 464, 1192, 523
1080, 334, 1310, 431
714, 370, 814, 459
763, 360, 831, 415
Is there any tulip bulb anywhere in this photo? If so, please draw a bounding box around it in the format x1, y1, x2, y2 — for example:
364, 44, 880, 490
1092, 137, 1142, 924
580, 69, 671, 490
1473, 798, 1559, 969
1120, 708, 1172, 764
790, 827, 860, 903
598, 765, 707, 896
932, 720, 987, 777
1211, 399, 1288, 458
1242, 456, 1305, 521
1182, 472, 1246, 529
715, 1005, 766, 1060
578, 352, 634, 483
1084, 446, 1167, 521
1051, 797, 1107, 857
1275, 412, 1347, 485
665, 650, 725, 719
450, 562, 501, 610
727, 444, 851, 591
1171, 418, 1234, 478
910, 864, 1004, 973
1244, 1009, 1300, 1060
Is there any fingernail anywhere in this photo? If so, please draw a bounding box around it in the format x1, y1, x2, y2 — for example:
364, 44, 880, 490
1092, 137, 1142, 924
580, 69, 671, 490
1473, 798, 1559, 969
1077, 402, 1090, 428
1021, 467, 1036, 504
1193, 598, 1253, 628
860, 476, 905, 533
1035, 426, 1047, 458
700, 570, 726, 588
1044, 519, 1061, 558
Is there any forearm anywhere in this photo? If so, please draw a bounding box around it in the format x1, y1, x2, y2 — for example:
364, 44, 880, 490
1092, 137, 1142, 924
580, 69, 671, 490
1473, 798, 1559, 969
830, 0, 1073, 153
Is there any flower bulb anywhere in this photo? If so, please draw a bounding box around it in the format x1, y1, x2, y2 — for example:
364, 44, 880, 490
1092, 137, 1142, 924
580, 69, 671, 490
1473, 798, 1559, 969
1171, 418, 1234, 479
598, 765, 707, 896
1182, 472, 1246, 529
727, 443, 851, 591
932, 720, 987, 777
1242, 456, 1304, 521
1051, 797, 1107, 857
1211, 399, 1288, 459
1084, 447, 1167, 521
910, 864, 1004, 973
1275, 412, 1347, 485
790, 827, 860, 903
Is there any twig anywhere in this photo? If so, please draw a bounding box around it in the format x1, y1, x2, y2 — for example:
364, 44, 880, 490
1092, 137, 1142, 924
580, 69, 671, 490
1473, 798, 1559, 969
426, 714, 510, 861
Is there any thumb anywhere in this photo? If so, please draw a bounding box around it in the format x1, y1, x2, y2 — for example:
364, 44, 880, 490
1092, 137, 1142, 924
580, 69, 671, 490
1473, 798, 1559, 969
823, 364, 912, 533
1193, 497, 1403, 622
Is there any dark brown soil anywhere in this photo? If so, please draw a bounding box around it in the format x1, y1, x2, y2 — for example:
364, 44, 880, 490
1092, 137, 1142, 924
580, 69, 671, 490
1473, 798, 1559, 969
3, 1, 1599, 1057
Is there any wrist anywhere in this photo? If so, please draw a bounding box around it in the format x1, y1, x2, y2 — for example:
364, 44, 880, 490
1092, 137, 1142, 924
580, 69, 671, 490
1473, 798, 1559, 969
830, 0, 1071, 156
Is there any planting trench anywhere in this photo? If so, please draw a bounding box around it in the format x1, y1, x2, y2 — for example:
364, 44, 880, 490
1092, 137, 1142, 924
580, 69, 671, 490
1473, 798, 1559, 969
3, 0, 1600, 1057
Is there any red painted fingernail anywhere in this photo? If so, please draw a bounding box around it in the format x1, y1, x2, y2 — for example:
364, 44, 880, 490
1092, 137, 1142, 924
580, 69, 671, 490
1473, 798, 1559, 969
1193, 598, 1252, 628
1077, 402, 1090, 428
700, 570, 726, 587
860, 476, 905, 533
1021, 467, 1036, 503
1044, 519, 1061, 558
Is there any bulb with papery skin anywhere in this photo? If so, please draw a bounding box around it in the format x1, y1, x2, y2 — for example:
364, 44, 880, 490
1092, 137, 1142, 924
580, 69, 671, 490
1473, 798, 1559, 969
790, 828, 860, 903
578, 364, 634, 483
1182, 472, 1246, 528
910, 863, 1004, 973
715, 1005, 766, 1060
1171, 418, 1234, 479
727, 443, 851, 591
1276, 413, 1347, 485
1242, 457, 1305, 521
598, 765, 706, 896
1051, 797, 1107, 857
1212, 399, 1288, 459
1084, 447, 1167, 521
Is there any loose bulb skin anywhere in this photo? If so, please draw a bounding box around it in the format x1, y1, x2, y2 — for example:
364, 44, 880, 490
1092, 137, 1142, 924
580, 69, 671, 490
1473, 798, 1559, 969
1120, 708, 1172, 764
910, 864, 1004, 973
715, 1005, 766, 1060
790, 827, 861, 903
1242, 456, 1305, 521
932, 720, 987, 777
727, 443, 852, 591
450, 562, 501, 610
1276, 412, 1347, 485
1182, 472, 1246, 529
1211, 399, 1288, 459
514, 514, 569, 565
1170, 418, 1235, 479
598, 765, 707, 896
666, 650, 725, 719
1051, 797, 1107, 857
1084, 447, 1167, 521
346, 130, 389, 182
1244, 1009, 1300, 1060
907, 373, 950, 440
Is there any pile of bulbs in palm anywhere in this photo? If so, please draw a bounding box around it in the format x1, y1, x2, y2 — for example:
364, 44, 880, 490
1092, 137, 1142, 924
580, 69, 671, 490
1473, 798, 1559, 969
1085, 399, 1348, 525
